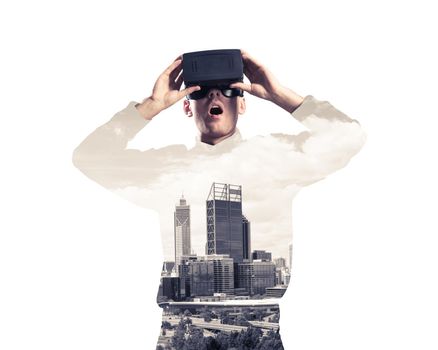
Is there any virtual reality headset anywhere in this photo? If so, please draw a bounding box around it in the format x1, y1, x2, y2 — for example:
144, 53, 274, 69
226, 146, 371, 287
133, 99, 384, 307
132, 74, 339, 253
182, 49, 244, 88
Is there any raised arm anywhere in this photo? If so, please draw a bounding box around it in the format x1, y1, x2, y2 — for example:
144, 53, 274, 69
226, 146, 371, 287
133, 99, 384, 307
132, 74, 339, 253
231, 50, 366, 185
72, 58, 200, 189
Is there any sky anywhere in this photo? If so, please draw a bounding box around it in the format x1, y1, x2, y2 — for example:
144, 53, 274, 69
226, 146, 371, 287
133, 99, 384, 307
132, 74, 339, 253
73, 97, 365, 262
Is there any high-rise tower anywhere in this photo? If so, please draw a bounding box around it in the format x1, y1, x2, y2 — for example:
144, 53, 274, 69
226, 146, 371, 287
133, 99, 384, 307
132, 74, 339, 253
206, 183, 244, 263
174, 195, 191, 266
242, 215, 251, 261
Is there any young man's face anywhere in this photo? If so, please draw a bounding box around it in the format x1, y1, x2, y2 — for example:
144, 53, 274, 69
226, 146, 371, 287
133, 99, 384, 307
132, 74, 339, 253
184, 88, 246, 145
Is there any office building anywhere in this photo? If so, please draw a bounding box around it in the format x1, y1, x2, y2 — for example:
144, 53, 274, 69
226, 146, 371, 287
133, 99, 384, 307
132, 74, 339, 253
160, 276, 180, 301
206, 183, 245, 263
252, 250, 272, 262
208, 254, 234, 294
162, 261, 175, 276
178, 254, 198, 298
187, 255, 235, 297
237, 261, 276, 295
174, 195, 191, 266
189, 259, 215, 296
266, 285, 288, 298
274, 257, 286, 268
242, 215, 251, 261
275, 267, 291, 285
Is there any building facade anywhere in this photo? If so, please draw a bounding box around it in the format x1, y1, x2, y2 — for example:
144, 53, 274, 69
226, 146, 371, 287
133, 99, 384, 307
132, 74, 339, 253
160, 276, 180, 301
206, 183, 245, 263
174, 195, 191, 266
252, 250, 272, 262
188, 255, 235, 296
242, 215, 251, 261
237, 261, 276, 295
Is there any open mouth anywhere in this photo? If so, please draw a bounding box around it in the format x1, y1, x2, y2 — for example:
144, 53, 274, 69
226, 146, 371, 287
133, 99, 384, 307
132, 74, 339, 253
209, 105, 223, 116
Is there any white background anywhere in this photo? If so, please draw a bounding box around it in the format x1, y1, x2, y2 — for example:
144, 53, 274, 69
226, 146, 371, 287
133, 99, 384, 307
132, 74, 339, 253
1, 1, 437, 349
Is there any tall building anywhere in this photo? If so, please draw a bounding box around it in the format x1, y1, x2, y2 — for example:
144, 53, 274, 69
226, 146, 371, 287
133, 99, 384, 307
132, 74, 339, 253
178, 254, 198, 299
162, 261, 175, 276
252, 250, 272, 262
188, 255, 234, 296
242, 215, 251, 261
274, 257, 286, 268
159, 276, 180, 301
208, 255, 234, 294
206, 183, 245, 263
266, 285, 288, 298
275, 267, 290, 285
189, 259, 215, 296
174, 195, 191, 266
237, 261, 276, 295
289, 243, 293, 270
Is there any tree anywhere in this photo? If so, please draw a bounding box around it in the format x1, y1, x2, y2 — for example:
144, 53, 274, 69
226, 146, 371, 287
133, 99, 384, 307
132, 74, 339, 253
218, 310, 227, 319
200, 306, 213, 322
183, 309, 192, 318
242, 307, 252, 321
254, 309, 265, 321
256, 330, 284, 350
234, 315, 251, 326
216, 332, 231, 349
271, 312, 280, 323
205, 336, 221, 350
162, 321, 173, 330
171, 327, 186, 350
185, 328, 205, 350
221, 315, 232, 325
236, 327, 263, 349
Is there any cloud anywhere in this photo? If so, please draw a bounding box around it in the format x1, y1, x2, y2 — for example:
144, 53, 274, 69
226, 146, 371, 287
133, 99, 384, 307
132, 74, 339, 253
111, 118, 365, 261
74, 97, 366, 262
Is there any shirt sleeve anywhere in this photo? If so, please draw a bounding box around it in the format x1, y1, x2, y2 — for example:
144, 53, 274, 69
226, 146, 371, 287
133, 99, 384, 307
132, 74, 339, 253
72, 102, 187, 189
269, 95, 366, 186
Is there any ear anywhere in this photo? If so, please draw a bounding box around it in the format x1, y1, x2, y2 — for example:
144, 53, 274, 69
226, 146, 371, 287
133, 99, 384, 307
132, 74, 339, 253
183, 99, 193, 117
238, 97, 246, 115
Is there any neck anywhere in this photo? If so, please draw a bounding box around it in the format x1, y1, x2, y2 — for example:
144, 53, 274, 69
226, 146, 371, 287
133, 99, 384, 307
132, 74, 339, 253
200, 130, 237, 145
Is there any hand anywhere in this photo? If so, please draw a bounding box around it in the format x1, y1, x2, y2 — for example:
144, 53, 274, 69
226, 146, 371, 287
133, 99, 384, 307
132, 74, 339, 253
230, 50, 304, 113
136, 57, 200, 120
230, 50, 281, 102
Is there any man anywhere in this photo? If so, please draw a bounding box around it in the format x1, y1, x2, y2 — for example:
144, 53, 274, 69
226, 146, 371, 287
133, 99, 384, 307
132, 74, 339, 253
135, 50, 305, 145
73, 50, 365, 349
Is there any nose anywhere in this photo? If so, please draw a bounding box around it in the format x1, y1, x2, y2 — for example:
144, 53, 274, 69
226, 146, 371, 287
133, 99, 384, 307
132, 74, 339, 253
207, 88, 221, 99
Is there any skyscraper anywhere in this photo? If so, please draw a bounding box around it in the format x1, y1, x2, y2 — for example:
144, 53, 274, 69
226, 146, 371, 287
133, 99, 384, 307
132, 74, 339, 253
274, 257, 286, 268
174, 195, 191, 266
289, 243, 293, 271
189, 255, 234, 296
252, 250, 272, 262
206, 183, 244, 263
237, 261, 276, 295
242, 215, 251, 261
178, 254, 198, 299
189, 259, 215, 296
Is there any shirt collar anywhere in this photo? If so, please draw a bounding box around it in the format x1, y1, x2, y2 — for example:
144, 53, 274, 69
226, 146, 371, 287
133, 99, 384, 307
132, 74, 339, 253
193, 129, 243, 152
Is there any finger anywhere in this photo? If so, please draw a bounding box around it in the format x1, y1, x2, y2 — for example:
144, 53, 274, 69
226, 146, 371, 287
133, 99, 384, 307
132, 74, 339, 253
175, 72, 184, 89
230, 82, 252, 94
162, 59, 182, 76
240, 50, 263, 73
240, 49, 250, 57
178, 85, 200, 99
169, 62, 183, 82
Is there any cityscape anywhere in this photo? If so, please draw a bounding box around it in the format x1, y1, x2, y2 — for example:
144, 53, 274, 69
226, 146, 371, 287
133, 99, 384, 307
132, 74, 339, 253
156, 182, 292, 349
